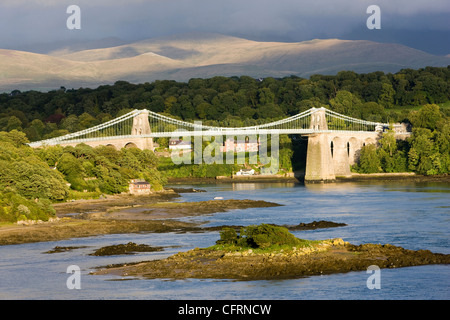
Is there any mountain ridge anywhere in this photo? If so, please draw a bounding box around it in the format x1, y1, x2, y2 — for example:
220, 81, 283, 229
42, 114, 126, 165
1, 33, 449, 92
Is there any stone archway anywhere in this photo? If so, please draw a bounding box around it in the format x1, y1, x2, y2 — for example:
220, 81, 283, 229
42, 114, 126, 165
348, 137, 360, 165
364, 137, 376, 146
330, 140, 334, 158
125, 142, 138, 149
331, 136, 344, 159
331, 136, 351, 177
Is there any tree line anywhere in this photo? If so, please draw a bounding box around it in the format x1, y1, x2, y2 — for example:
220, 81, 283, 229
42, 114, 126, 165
1, 66, 449, 142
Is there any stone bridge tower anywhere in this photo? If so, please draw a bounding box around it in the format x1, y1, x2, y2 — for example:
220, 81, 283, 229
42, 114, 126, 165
305, 108, 336, 182
132, 110, 151, 136
130, 109, 153, 150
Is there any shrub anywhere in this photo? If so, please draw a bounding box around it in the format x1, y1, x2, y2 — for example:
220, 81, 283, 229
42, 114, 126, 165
239, 224, 304, 249
216, 227, 239, 245
216, 224, 304, 249
0, 190, 55, 222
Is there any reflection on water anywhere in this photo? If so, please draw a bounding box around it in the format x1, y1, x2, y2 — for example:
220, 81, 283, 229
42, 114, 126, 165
303, 181, 450, 197
0, 180, 449, 300
303, 182, 363, 193
231, 182, 297, 191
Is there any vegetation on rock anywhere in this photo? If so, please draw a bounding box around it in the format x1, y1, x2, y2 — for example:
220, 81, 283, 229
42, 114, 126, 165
215, 224, 315, 251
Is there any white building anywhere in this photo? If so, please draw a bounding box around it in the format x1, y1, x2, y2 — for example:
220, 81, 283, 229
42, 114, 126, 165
169, 138, 192, 151
235, 168, 255, 176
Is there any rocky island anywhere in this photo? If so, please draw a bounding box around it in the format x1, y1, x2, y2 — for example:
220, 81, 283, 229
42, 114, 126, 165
94, 224, 450, 280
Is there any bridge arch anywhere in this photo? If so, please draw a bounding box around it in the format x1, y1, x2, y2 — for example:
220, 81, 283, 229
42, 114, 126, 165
331, 136, 345, 159
125, 142, 138, 149
364, 137, 376, 146
330, 140, 334, 158
348, 137, 360, 165
330, 136, 351, 177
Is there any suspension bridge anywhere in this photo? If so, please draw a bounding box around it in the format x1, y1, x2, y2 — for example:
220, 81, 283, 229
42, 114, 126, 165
28, 107, 407, 182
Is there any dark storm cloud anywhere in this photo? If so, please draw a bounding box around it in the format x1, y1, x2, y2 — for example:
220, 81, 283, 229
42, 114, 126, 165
1, 0, 449, 54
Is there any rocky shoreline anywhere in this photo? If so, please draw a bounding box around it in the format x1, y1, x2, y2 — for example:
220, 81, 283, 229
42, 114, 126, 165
94, 238, 450, 281
0, 191, 281, 245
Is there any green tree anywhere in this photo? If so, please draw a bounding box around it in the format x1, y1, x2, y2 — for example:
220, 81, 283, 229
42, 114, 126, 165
0, 136, 69, 202
36, 145, 64, 166
78, 112, 98, 129
164, 96, 177, 114
409, 104, 442, 131
378, 82, 395, 108
278, 135, 293, 172
360, 102, 385, 122
379, 127, 397, 157
434, 121, 450, 173
329, 90, 362, 117
60, 114, 80, 132
408, 128, 444, 175
377, 130, 409, 173
6, 116, 23, 132
357, 144, 380, 173
11, 161, 68, 200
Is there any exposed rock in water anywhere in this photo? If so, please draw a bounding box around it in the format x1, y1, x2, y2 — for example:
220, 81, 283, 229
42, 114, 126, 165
287, 220, 347, 230
95, 240, 450, 280
180, 220, 347, 233
167, 187, 206, 193
90, 242, 164, 256
44, 246, 88, 254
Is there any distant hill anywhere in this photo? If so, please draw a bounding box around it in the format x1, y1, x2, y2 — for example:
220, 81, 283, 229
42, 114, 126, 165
1, 33, 449, 91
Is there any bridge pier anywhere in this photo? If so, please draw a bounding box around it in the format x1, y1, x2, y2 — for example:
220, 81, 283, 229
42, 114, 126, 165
305, 133, 336, 182
304, 108, 336, 182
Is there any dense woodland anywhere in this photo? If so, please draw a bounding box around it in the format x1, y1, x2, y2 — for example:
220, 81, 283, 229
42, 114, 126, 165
1, 66, 449, 141
0, 66, 449, 222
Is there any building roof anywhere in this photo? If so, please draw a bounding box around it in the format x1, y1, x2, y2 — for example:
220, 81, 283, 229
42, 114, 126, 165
130, 179, 150, 185
170, 139, 191, 146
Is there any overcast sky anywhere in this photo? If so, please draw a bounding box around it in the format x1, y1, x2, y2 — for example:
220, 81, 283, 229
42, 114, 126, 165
1, 0, 449, 55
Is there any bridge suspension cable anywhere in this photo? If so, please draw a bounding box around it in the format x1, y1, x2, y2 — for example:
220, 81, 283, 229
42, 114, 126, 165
28, 107, 386, 148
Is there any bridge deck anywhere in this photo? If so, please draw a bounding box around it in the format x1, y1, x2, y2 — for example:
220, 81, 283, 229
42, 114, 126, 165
28, 129, 392, 148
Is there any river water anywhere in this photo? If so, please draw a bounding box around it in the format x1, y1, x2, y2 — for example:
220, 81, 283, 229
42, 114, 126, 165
0, 181, 449, 300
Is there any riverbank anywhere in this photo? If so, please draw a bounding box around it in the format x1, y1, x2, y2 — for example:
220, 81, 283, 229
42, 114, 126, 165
338, 172, 450, 183
0, 190, 281, 245
167, 172, 450, 184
